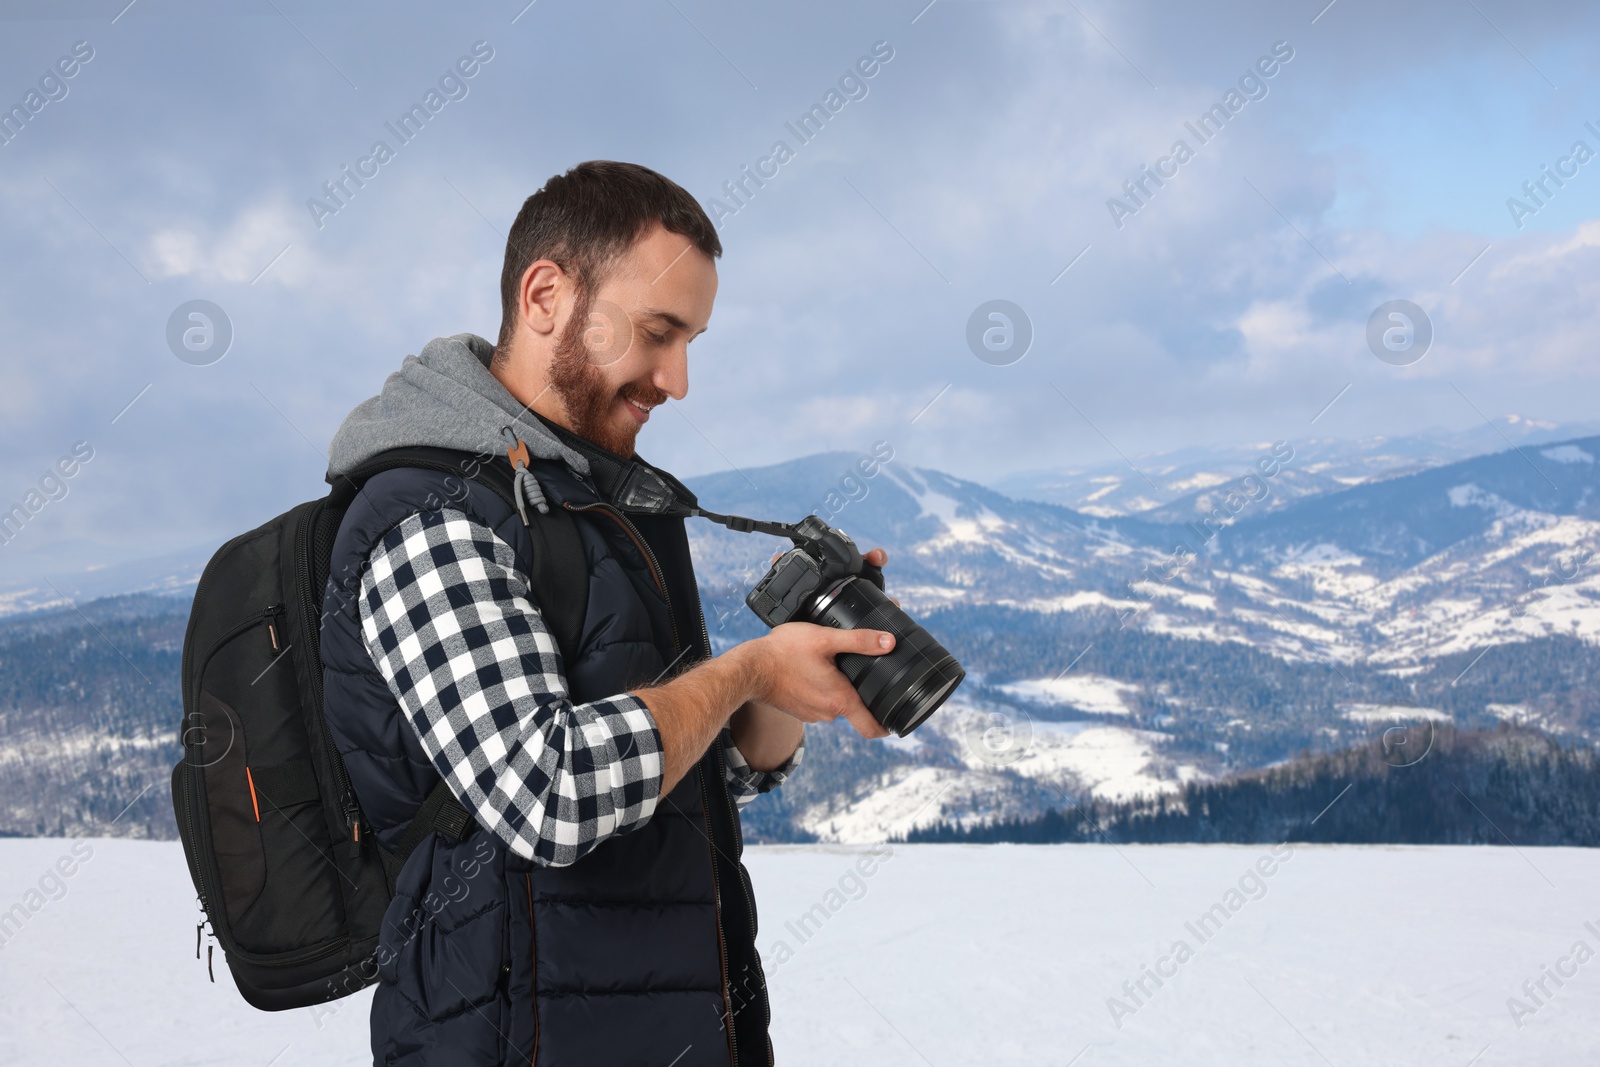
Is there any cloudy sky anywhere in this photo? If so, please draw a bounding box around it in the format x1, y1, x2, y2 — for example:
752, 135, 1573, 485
0, 0, 1596, 576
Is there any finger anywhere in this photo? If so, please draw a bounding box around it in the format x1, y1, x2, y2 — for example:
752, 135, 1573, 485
827, 628, 896, 656
864, 547, 888, 566
843, 702, 891, 740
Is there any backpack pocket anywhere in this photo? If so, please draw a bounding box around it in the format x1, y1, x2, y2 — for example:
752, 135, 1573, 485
177, 605, 349, 963
194, 691, 267, 926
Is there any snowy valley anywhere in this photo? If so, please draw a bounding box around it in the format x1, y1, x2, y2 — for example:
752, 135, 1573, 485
2, 430, 1599, 845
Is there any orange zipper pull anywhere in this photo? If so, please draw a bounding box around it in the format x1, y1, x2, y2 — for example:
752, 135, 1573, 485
245, 767, 261, 822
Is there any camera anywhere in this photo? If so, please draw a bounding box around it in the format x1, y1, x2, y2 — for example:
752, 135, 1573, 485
745, 516, 965, 736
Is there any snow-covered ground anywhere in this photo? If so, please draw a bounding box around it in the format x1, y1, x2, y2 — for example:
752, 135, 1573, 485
997, 674, 1139, 716
1341, 704, 1453, 724
2, 839, 1596, 1065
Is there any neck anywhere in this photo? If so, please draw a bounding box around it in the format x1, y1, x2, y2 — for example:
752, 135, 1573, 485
491, 338, 574, 432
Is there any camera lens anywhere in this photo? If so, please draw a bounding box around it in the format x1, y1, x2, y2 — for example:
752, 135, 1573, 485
807, 577, 965, 736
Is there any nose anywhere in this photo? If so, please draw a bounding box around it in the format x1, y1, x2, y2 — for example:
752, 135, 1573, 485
653, 342, 689, 401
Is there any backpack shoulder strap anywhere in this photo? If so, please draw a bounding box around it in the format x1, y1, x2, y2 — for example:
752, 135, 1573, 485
333, 446, 587, 665
333, 446, 589, 880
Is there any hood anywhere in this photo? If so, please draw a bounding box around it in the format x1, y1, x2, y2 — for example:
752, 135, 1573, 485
326, 333, 590, 480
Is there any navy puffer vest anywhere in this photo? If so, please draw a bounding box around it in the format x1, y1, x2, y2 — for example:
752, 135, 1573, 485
320, 454, 771, 1066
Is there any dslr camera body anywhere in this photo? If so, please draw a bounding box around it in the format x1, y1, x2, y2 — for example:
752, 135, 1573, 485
745, 516, 964, 737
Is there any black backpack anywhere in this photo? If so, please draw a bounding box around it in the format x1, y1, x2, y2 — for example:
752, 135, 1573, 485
172, 446, 587, 1011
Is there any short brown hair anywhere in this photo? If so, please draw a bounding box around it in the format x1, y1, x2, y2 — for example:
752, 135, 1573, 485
494, 161, 722, 350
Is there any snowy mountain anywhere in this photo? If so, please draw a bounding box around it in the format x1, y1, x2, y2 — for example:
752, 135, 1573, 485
993, 415, 1597, 518
686, 434, 1600, 670
2, 433, 1598, 845
684, 435, 1600, 841
0, 543, 206, 618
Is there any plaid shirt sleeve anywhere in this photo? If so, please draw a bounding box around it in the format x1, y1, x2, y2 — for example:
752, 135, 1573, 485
358, 509, 663, 868
720, 726, 804, 807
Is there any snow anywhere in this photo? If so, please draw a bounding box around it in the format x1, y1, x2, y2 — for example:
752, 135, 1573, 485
999, 674, 1139, 717
3, 839, 1598, 1065
939, 700, 1192, 801
1541, 445, 1594, 464
1488, 703, 1537, 724
995, 591, 1139, 614
0, 729, 170, 768
798, 766, 980, 843
887, 471, 1007, 549
1448, 484, 1520, 517
1007, 722, 1186, 801
1342, 704, 1452, 723
795, 702, 1197, 844
1278, 542, 1364, 567
1167, 472, 1230, 492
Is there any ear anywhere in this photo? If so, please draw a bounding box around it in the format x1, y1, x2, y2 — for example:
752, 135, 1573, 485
518, 260, 568, 338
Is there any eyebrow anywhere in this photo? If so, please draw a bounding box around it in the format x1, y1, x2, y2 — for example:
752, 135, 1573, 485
639, 307, 707, 338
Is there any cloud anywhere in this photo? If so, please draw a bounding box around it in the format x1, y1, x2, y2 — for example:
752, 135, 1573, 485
0, 0, 1597, 572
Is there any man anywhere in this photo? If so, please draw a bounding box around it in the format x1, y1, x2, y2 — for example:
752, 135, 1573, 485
319, 161, 897, 1066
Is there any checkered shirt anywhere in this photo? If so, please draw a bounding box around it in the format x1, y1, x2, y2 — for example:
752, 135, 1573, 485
359, 508, 801, 867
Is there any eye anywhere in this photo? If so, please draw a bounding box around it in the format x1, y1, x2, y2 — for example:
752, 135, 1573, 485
646, 331, 667, 345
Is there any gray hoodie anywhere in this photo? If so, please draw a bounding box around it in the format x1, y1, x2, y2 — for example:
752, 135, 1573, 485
326, 333, 589, 483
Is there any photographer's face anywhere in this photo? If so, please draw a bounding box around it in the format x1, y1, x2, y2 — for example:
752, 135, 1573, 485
546, 223, 717, 457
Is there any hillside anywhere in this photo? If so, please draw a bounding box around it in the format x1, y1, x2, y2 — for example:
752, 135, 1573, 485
906, 723, 1600, 846
0, 594, 183, 839
1, 432, 1598, 844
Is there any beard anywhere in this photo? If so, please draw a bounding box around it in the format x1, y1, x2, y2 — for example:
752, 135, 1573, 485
548, 290, 667, 457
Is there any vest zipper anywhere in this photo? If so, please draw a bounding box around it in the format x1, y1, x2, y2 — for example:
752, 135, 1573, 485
698, 756, 739, 1066
564, 499, 737, 1064
687, 566, 767, 1037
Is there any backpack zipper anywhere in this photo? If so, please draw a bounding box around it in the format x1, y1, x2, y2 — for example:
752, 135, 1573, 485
185, 605, 285, 712
294, 503, 364, 851
180, 524, 276, 707
175, 518, 295, 963
179, 699, 352, 968
179, 603, 285, 954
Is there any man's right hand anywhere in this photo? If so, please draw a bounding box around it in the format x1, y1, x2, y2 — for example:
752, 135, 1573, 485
744, 622, 896, 740
632, 620, 897, 795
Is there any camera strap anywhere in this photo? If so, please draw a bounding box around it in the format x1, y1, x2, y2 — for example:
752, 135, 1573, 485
513, 418, 804, 542
610, 461, 802, 539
